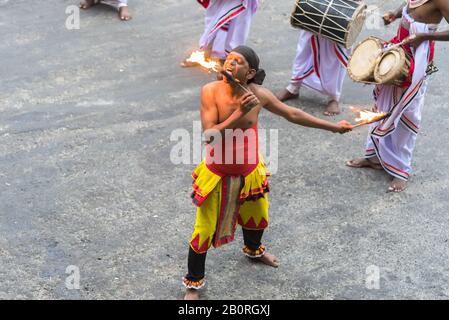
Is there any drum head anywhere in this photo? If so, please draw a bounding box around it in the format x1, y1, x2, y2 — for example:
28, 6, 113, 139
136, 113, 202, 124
345, 2, 367, 48
377, 51, 400, 76
348, 37, 383, 82
374, 48, 406, 84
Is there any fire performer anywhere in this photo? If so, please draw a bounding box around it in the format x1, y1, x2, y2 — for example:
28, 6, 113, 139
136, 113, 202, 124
347, 0, 449, 192
183, 45, 353, 300
79, 0, 131, 21
181, 0, 259, 67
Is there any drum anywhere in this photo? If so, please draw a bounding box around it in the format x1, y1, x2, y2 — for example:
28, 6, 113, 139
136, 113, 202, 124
291, 0, 367, 48
374, 47, 411, 86
347, 37, 383, 84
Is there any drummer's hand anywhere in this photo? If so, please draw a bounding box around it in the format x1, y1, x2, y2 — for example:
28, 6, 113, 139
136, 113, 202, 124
383, 11, 396, 25
335, 120, 353, 134
402, 33, 426, 48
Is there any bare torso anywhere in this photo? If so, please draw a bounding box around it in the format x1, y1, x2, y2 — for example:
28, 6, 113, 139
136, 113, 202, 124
211, 81, 262, 129
408, 0, 443, 24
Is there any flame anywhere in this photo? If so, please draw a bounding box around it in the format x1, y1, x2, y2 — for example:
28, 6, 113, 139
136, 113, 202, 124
186, 50, 220, 72
350, 106, 388, 124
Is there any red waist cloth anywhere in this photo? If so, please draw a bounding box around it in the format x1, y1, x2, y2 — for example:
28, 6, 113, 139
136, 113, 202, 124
206, 124, 259, 177
387, 24, 435, 88
196, 0, 210, 9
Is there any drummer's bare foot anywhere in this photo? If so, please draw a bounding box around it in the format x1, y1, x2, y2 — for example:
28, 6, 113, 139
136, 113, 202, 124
119, 6, 132, 20
276, 89, 299, 102
324, 100, 340, 116
79, 0, 97, 9
346, 158, 382, 170
257, 252, 279, 268
387, 178, 407, 193
184, 289, 200, 300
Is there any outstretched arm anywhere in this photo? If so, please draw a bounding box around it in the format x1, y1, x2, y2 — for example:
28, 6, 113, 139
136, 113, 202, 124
260, 87, 352, 133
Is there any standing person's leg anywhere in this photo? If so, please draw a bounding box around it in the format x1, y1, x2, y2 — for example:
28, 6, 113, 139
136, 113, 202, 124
117, 0, 131, 21
242, 228, 279, 267
383, 123, 416, 192
184, 248, 207, 300
223, 1, 257, 57
318, 41, 348, 116
239, 195, 279, 267
183, 183, 220, 300
276, 31, 314, 102
385, 82, 427, 192
346, 125, 383, 170
100, 0, 132, 20
208, 26, 228, 60
181, 0, 223, 67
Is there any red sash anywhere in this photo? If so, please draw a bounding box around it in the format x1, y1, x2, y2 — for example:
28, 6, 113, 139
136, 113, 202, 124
196, 0, 210, 9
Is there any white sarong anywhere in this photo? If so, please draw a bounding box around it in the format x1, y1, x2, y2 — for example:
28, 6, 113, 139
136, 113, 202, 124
364, 7, 437, 181
198, 0, 259, 59
286, 30, 349, 101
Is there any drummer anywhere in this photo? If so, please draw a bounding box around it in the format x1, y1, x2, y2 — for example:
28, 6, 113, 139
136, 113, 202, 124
347, 0, 449, 192
276, 1, 363, 116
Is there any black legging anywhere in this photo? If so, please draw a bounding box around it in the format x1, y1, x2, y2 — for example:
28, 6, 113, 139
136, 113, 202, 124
185, 228, 264, 282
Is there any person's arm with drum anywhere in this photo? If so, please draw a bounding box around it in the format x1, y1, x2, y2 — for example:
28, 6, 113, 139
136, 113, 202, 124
402, 0, 449, 47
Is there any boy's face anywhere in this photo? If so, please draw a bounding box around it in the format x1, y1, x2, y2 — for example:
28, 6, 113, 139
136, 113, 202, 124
223, 52, 255, 84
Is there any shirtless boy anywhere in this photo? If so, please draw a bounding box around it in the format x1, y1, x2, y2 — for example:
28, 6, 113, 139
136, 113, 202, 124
183, 45, 352, 300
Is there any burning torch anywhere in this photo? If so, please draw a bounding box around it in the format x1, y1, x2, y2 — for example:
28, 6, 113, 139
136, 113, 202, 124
350, 106, 390, 128
184, 50, 252, 94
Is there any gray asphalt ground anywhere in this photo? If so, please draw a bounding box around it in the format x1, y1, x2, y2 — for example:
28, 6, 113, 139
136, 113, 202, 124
1, 0, 449, 300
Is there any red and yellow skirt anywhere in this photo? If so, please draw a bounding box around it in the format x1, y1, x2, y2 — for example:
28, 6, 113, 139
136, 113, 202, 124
189, 159, 270, 254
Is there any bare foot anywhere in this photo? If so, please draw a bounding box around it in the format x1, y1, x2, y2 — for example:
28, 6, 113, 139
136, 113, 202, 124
346, 158, 383, 170
184, 289, 200, 300
324, 100, 340, 116
256, 252, 279, 268
275, 89, 299, 102
79, 0, 97, 9
119, 6, 132, 21
387, 178, 407, 193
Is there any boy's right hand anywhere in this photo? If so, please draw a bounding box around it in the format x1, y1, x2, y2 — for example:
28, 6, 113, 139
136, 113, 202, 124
335, 120, 353, 134
240, 92, 260, 113
383, 11, 396, 25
